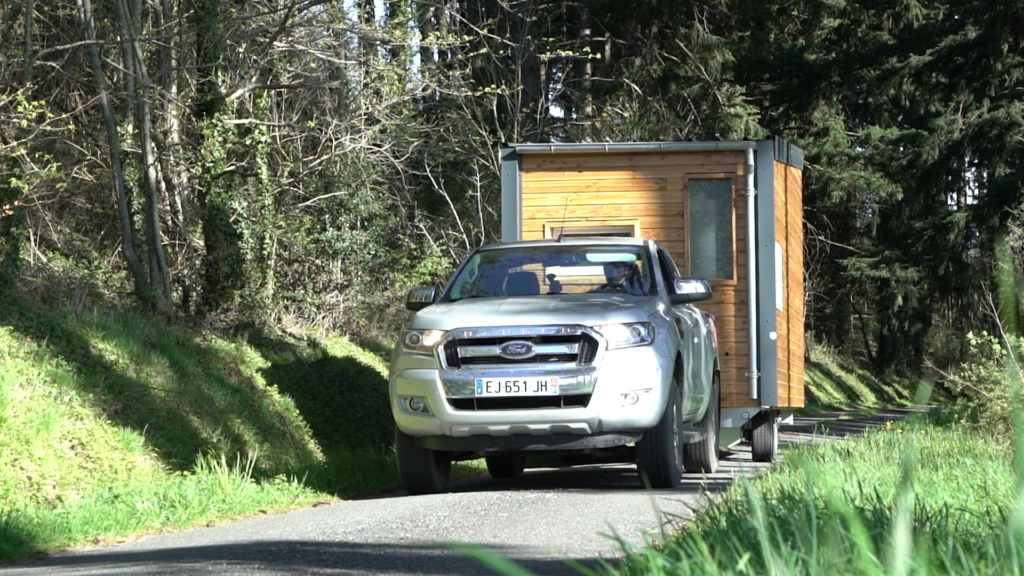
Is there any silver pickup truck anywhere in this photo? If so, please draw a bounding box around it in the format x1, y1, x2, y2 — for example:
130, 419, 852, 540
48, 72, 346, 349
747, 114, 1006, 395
389, 237, 720, 494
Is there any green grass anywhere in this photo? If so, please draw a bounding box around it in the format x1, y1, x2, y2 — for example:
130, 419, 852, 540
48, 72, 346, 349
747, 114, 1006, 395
247, 330, 394, 453
804, 345, 917, 411
0, 454, 320, 560
0, 297, 324, 478
246, 330, 488, 484
0, 295, 422, 562
604, 416, 1019, 576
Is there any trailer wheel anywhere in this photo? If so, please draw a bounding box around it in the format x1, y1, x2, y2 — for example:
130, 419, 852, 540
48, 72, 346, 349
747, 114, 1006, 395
636, 377, 684, 488
396, 427, 451, 495
485, 455, 526, 478
751, 410, 779, 463
683, 370, 720, 473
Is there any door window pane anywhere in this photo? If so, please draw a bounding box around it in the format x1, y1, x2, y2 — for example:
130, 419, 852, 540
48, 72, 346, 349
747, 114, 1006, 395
689, 180, 734, 279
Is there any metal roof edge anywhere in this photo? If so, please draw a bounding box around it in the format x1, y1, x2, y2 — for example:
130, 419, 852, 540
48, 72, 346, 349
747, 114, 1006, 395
772, 137, 805, 169
501, 141, 759, 155
477, 237, 649, 250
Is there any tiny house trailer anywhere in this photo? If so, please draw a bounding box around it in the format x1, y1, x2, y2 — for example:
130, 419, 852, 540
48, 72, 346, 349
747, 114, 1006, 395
499, 139, 805, 460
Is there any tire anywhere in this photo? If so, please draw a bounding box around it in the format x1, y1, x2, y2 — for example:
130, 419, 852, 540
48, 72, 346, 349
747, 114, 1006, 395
636, 377, 683, 489
683, 370, 720, 473
485, 455, 526, 478
396, 427, 451, 495
751, 410, 779, 463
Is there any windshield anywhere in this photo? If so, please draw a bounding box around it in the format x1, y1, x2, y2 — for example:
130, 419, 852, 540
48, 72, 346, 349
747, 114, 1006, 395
447, 245, 655, 300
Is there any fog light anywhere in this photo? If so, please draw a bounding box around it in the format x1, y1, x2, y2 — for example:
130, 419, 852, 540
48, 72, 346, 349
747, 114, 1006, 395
402, 396, 430, 414
621, 392, 639, 405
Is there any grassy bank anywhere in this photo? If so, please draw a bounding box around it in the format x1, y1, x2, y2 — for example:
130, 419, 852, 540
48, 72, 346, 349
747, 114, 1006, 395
608, 414, 1018, 575
804, 345, 916, 410
0, 295, 408, 562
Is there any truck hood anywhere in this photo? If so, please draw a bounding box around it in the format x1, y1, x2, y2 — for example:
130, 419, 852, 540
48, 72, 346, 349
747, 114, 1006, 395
408, 294, 660, 330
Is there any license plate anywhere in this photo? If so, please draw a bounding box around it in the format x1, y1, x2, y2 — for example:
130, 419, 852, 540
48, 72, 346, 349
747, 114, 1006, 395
475, 377, 559, 397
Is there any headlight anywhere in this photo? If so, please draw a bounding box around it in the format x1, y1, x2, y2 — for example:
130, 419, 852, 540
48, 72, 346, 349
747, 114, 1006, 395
596, 322, 655, 350
401, 329, 446, 355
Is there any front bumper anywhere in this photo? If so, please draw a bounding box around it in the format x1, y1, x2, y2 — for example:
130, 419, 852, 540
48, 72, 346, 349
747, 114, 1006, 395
390, 345, 671, 439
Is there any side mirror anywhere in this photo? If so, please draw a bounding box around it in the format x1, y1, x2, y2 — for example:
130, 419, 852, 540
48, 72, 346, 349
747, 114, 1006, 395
406, 286, 438, 311
670, 278, 712, 304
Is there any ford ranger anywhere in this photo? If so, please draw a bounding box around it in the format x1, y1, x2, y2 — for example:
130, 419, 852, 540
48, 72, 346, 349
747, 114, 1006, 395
390, 237, 720, 494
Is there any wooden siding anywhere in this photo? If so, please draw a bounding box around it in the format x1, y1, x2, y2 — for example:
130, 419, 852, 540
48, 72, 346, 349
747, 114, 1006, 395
773, 162, 806, 408
519, 151, 759, 408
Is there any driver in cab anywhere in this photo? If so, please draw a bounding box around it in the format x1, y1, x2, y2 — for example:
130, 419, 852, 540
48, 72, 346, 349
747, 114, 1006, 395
596, 261, 650, 296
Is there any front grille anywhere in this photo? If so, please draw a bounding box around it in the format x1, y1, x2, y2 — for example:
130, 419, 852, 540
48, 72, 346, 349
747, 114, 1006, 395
443, 333, 599, 369
444, 344, 461, 368
578, 336, 597, 364
458, 354, 578, 365
447, 394, 592, 411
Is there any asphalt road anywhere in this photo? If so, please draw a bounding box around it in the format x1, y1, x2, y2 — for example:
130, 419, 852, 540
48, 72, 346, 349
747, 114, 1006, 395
2, 408, 923, 576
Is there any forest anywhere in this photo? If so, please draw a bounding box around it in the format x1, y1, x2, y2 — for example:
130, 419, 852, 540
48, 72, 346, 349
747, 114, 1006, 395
1, 0, 1023, 376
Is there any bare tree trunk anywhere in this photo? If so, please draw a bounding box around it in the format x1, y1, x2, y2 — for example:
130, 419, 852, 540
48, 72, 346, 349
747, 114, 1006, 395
191, 0, 223, 118
436, 0, 449, 62
359, 0, 375, 66
577, 10, 593, 120
417, 0, 434, 70
159, 0, 186, 232
513, 6, 542, 141
76, 0, 151, 297
118, 0, 173, 310
386, 0, 407, 65
852, 301, 876, 366
24, 0, 34, 71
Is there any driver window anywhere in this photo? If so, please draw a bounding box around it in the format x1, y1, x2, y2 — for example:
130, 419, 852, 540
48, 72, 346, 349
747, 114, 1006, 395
449, 254, 480, 299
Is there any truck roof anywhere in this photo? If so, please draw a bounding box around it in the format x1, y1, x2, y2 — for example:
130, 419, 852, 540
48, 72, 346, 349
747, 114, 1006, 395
478, 237, 651, 251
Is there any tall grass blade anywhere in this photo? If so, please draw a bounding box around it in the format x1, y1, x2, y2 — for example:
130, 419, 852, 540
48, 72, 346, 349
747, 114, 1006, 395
888, 451, 917, 576
740, 478, 781, 576
804, 472, 818, 571
831, 490, 881, 575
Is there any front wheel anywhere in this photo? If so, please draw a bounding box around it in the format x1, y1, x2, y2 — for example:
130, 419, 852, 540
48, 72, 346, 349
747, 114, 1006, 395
396, 427, 451, 495
636, 379, 683, 488
683, 370, 720, 473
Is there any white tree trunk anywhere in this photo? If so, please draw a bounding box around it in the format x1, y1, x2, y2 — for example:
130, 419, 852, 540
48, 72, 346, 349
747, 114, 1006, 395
76, 0, 151, 296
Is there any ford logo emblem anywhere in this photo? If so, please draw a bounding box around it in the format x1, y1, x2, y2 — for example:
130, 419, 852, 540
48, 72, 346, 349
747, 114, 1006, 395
498, 340, 536, 360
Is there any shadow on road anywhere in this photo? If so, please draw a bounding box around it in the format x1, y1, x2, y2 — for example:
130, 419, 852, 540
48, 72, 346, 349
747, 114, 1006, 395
3, 541, 591, 576
782, 407, 930, 443
355, 460, 750, 502
462, 464, 741, 493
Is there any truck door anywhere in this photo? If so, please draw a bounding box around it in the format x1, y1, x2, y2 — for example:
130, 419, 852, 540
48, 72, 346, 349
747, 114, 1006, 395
658, 247, 707, 421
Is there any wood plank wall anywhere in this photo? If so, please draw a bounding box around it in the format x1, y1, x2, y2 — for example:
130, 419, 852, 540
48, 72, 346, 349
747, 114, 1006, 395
519, 151, 759, 408
773, 162, 806, 408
